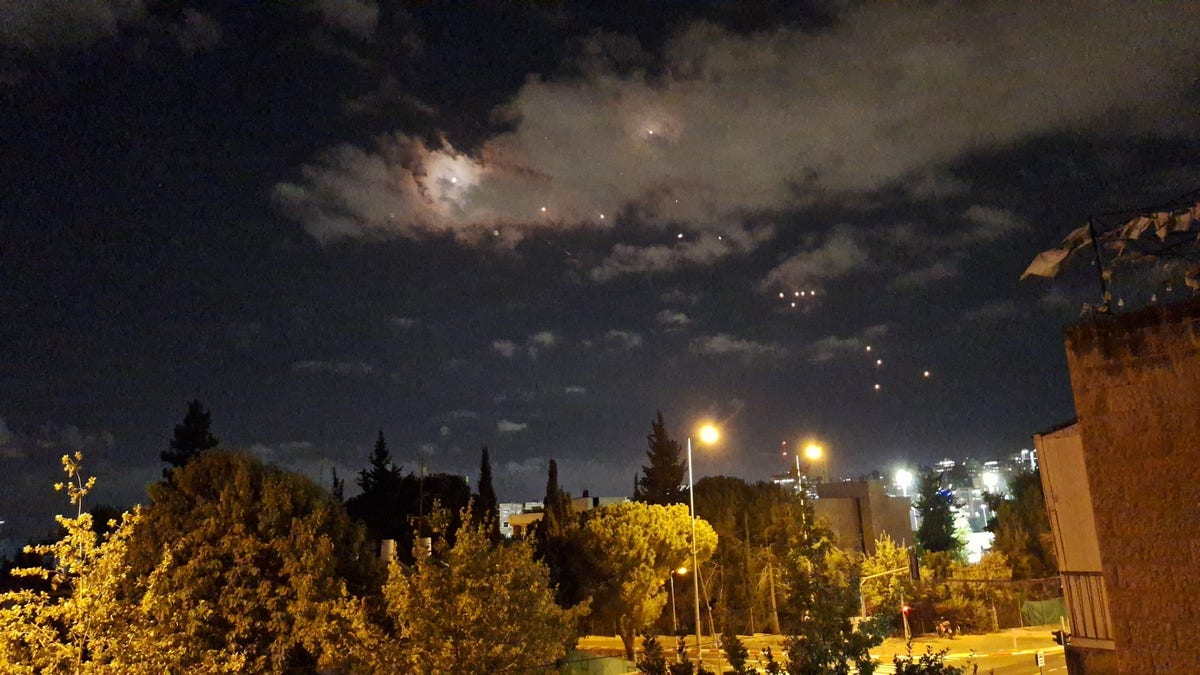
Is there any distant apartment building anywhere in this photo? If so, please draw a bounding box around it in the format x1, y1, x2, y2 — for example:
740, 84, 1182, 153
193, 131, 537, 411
1041, 299, 1200, 674
502, 492, 628, 538
812, 480, 914, 554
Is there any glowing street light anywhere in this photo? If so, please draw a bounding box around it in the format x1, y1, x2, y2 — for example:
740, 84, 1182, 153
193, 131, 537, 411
687, 422, 719, 666
895, 468, 914, 497
804, 442, 825, 483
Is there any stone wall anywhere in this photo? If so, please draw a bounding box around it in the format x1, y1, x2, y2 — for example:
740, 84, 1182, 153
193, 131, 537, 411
1064, 299, 1200, 673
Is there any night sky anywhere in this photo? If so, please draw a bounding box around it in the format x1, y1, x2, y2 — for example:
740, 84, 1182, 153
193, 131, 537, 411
3, 1, 1198, 540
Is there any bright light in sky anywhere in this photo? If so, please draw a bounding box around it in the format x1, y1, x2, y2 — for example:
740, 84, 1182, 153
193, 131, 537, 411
895, 469, 914, 489
698, 424, 720, 445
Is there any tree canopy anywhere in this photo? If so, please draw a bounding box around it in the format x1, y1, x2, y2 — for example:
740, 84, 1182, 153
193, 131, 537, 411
984, 471, 1055, 579
385, 512, 587, 673
634, 411, 687, 505
581, 501, 717, 660
124, 451, 386, 671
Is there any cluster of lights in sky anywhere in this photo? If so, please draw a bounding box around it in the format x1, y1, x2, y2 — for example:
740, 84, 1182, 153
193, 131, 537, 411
862, 344, 933, 394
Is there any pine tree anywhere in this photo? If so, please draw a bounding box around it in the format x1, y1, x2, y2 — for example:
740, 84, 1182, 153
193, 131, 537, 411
357, 430, 401, 494
473, 446, 499, 541
634, 411, 687, 505
161, 400, 219, 473
915, 468, 962, 555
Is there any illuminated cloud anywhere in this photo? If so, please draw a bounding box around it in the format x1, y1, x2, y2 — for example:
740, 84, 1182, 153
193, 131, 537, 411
761, 226, 869, 291
656, 309, 691, 327
808, 325, 889, 363
292, 360, 374, 375
497, 419, 528, 433
604, 329, 643, 350
690, 334, 785, 361
312, 0, 378, 41
491, 340, 519, 358
277, 2, 1197, 263
0, 1, 148, 50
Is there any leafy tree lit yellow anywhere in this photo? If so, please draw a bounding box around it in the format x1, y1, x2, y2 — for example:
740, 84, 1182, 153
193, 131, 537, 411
123, 451, 393, 672
385, 513, 588, 673
582, 502, 717, 660
860, 533, 913, 619
0, 453, 148, 674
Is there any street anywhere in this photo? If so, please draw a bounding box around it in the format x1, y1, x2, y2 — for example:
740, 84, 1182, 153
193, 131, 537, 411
576, 625, 1065, 674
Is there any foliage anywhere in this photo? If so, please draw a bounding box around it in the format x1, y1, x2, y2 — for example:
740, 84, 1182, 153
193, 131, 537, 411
722, 623, 751, 673
861, 533, 912, 631
385, 513, 587, 674
692, 476, 817, 635
779, 540, 886, 675
760, 646, 783, 674
330, 466, 345, 502
0, 453, 145, 673
985, 470, 1056, 579
637, 633, 669, 675
914, 468, 961, 555
581, 502, 717, 661
124, 451, 390, 672
535, 458, 590, 609
891, 643, 965, 675
634, 411, 688, 505
346, 431, 471, 562
160, 399, 218, 471
666, 636, 714, 675
913, 550, 1013, 634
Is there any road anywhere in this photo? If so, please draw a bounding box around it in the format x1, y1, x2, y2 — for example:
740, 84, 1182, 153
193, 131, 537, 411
576, 625, 1065, 674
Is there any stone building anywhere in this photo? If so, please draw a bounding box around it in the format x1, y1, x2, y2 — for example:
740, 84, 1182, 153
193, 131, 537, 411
1045, 299, 1200, 673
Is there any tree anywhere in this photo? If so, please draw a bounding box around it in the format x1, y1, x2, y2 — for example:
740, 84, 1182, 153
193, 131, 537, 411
384, 512, 587, 673
0, 453, 146, 673
984, 471, 1055, 579
581, 501, 717, 661
779, 537, 886, 674
914, 468, 961, 555
124, 451, 390, 672
634, 411, 687, 505
330, 466, 345, 502
861, 533, 913, 624
472, 446, 499, 541
160, 400, 218, 472
535, 459, 589, 609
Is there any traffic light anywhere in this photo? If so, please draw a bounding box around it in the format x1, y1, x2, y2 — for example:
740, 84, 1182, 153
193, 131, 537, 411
908, 547, 920, 581
1051, 630, 1070, 646
901, 604, 911, 616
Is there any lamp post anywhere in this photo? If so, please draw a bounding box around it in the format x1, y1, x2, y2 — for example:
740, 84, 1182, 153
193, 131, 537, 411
688, 423, 719, 667
670, 566, 686, 634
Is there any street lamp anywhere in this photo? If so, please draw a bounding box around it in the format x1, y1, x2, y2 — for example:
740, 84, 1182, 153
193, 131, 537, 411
895, 468, 914, 497
687, 423, 719, 666
669, 566, 687, 634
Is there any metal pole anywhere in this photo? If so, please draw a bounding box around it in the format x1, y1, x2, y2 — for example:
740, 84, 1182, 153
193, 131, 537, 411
688, 438, 703, 667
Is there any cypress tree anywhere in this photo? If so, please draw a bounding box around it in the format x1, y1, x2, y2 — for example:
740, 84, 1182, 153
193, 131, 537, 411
474, 446, 499, 541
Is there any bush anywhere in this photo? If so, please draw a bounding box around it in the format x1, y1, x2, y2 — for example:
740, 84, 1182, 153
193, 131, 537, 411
892, 643, 965, 674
